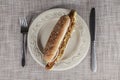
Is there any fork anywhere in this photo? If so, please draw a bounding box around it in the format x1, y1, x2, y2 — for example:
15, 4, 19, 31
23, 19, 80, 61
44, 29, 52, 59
19, 17, 28, 67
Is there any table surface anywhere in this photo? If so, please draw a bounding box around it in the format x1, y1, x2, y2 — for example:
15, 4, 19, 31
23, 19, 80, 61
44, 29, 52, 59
0, 0, 120, 80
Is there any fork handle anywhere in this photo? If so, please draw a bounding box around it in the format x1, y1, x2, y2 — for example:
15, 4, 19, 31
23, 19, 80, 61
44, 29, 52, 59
22, 33, 26, 67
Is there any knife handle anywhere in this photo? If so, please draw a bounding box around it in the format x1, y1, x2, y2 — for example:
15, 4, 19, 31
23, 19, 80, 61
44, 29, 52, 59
91, 41, 97, 72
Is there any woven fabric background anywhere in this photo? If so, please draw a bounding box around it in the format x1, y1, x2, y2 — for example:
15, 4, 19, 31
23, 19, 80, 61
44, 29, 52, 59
0, 0, 120, 80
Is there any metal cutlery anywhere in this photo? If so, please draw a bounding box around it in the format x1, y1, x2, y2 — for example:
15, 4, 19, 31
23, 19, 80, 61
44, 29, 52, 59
89, 8, 97, 72
19, 17, 28, 67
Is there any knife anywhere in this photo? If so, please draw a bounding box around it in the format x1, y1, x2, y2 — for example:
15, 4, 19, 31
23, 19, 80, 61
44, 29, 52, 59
90, 8, 97, 72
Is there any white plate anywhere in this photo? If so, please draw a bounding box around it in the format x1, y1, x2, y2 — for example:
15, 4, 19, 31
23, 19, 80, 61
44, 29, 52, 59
28, 8, 90, 71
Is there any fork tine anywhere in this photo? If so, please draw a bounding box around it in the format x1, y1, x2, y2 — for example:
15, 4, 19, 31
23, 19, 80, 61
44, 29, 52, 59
25, 18, 28, 26
24, 17, 28, 27
22, 18, 25, 26
23, 18, 26, 26
19, 17, 28, 27
22, 17, 26, 27
19, 18, 23, 26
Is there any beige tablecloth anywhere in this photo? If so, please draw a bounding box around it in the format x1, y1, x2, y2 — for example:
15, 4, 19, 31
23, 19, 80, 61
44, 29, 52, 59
0, 0, 120, 80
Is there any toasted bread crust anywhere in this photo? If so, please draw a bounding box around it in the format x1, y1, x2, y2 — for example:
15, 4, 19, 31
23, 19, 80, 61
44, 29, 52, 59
45, 10, 77, 70
44, 15, 70, 63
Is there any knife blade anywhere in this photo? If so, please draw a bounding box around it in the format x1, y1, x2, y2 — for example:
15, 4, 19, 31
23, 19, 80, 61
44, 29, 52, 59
90, 8, 97, 72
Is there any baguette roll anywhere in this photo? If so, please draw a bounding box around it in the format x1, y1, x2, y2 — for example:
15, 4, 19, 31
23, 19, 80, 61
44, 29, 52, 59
44, 15, 70, 63
43, 10, 77, 70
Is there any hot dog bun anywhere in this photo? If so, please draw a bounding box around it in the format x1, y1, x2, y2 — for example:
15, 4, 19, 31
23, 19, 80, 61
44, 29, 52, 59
43, 10, 77, 70
43, 15, 70, 63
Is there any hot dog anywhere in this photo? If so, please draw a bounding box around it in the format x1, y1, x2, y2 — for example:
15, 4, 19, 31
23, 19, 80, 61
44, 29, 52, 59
43, 10, 77, 70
